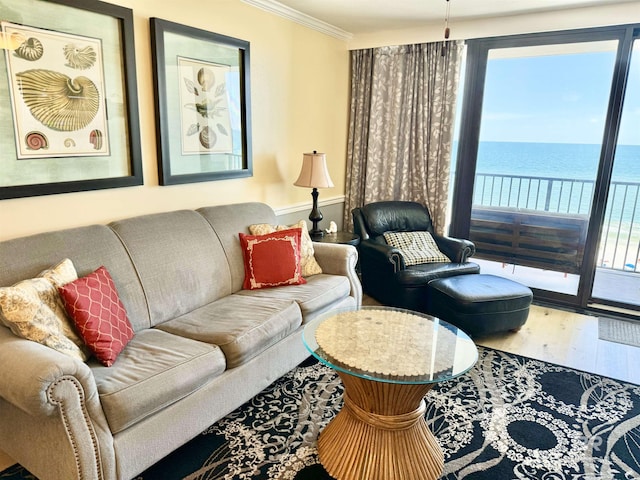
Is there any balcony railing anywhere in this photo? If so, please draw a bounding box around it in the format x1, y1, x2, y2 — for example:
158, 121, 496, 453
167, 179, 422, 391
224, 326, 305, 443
473, 173, 640, 272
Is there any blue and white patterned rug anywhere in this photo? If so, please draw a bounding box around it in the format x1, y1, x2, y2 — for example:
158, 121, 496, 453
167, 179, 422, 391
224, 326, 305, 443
2, 347, 640, 479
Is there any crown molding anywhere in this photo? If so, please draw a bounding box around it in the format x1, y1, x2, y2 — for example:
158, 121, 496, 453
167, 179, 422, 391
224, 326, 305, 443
241, 0, 353, 41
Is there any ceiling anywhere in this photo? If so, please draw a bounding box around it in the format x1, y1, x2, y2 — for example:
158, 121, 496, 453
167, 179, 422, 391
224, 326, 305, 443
253, 0, 640, 36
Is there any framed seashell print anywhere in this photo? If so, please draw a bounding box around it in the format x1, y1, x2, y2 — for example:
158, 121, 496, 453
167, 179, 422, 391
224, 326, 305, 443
150, 18, 253, 185
0, 0, 142, 199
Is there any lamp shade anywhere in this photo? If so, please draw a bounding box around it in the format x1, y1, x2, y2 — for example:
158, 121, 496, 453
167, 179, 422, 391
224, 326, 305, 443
294, 152, 334, 189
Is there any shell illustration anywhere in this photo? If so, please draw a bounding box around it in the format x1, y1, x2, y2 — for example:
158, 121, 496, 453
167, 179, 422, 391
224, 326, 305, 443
199, 126, 217, 149
25, 131, 48, 150
197, 67, 214, 92
89, 129, 103, 150
63, 44, 97, 70
64, 138, 76, 147
16, 69, 100, 131
15, 37, 43, 61
1, 31, 26, 50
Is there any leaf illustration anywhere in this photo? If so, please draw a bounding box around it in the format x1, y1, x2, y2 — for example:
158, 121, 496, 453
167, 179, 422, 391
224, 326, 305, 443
215, 83, 226, 97
183, 77, 198, 95
186, 124, 200, 136
216, 123, 229, 136
212, 107, 228, 118
184, 101, 217, 118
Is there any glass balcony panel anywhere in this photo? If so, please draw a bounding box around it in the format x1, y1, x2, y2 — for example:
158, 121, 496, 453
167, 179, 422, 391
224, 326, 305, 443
469, 41, 618, 296
592, 39, 640, 307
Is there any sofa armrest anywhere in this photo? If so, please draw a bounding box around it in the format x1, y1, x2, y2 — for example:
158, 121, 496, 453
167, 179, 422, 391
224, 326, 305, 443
312, 243, 362, 306
0, 326, 99, 417
0, 327, 115, 480
433, 235, 476, 263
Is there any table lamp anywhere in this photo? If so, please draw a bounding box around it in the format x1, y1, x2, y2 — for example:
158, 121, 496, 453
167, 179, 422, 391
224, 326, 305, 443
294, 151, 334, 239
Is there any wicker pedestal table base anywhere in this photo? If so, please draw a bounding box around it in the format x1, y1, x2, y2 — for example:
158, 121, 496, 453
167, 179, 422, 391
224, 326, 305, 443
318, 371, 444, 480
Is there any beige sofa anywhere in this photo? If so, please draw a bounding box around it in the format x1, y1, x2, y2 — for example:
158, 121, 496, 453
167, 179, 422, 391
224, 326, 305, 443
0, 202, 361, 480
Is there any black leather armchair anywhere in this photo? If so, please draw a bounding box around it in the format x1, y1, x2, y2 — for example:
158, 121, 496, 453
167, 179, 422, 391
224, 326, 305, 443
352, 201, 480, 312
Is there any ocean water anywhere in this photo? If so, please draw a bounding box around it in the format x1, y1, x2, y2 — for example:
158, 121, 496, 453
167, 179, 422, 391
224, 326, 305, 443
453, 141, 640, 268
454, 141, 640, 182
452, 141, 640, 215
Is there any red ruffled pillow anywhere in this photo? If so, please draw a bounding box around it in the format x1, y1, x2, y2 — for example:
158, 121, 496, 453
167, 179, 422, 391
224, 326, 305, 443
59, 266, 134, 366
239, 227, 306, 290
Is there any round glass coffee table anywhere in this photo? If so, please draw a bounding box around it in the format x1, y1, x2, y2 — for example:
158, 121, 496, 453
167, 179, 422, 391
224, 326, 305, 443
303, 306, 478, 480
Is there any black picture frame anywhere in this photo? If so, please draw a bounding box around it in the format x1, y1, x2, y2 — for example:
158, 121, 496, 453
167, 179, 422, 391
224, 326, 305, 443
150, 18, 253, 185
0, 0, 143, 200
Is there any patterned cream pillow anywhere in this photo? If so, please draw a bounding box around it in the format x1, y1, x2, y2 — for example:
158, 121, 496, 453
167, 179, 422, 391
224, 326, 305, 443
249, 220, 323, 277
383, 231, 450, 266
0, 259, 90, 361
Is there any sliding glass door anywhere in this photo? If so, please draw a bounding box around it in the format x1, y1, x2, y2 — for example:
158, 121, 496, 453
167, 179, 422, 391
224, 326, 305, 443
451, 26, 640, 310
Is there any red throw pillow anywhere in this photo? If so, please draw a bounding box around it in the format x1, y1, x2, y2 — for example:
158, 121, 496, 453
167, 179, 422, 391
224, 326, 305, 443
239, 227, 306, 290
59, 266, 134, 366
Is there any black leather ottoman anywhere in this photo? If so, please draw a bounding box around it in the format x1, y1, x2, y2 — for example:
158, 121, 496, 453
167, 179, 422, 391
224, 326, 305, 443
426, 274, 533, 338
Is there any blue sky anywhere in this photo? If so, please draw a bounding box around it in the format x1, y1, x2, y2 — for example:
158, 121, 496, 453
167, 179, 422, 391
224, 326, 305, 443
468, 46, 640, 146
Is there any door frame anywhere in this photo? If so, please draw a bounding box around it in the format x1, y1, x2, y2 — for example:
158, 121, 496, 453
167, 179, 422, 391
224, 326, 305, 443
450, 24, 639, 310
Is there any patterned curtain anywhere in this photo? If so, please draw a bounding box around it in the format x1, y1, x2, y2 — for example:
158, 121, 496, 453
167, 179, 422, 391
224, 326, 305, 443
343, 41, 464, 235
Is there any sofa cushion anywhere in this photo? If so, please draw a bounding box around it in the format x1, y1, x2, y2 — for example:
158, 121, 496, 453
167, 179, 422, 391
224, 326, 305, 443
110, 210, 231, 326
236, 274, 351, 320
197, 203, 278, 293
249, 220, 323, 277
239, 228, 306, 290
59, 266, 134, 367
156, 295, 302, 368
0, 259, 89, 361
0, 224, 150, 332
92, 329, 225, 434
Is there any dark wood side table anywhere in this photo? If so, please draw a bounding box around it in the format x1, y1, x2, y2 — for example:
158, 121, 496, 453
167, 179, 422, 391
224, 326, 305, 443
312, 231, 360, 246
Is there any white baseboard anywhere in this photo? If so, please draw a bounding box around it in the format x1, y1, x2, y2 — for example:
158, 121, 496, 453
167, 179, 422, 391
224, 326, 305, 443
274, 195, 345, 216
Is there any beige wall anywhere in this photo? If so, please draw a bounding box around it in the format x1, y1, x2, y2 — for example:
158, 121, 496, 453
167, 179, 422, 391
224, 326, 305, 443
0, 0, 350, 241
3, 1, 640, 243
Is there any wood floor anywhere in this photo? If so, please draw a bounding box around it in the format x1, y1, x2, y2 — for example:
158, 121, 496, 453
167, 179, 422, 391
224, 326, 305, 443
1, 303, 638, 474
477, 304, 640, 385
0, 450, 10, 472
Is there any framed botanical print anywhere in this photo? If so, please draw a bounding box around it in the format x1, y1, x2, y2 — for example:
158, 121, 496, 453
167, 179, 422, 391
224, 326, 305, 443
150, 18, 253, 185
